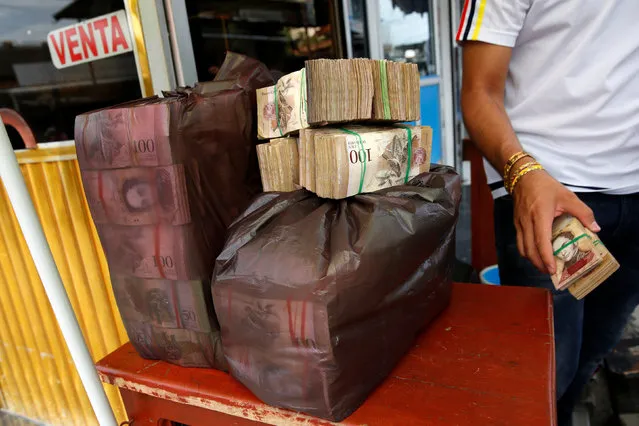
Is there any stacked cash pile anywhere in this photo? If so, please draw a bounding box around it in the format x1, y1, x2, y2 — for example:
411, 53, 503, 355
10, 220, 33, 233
551, 215, 620, 299
256, 58, 431, 198
257, 59, 420, 139
75, 53, 273, 368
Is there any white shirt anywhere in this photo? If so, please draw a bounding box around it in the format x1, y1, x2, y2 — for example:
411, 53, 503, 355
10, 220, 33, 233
457, 0, 639, 198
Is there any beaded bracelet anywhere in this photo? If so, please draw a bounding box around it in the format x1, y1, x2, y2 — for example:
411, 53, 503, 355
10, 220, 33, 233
508, 163, 544, 194
503, 152, 533, 182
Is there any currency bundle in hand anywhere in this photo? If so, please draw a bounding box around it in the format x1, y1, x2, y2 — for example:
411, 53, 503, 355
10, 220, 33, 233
300, 125, 432, 199
112, 277, 214, 332
256, 137, 300, 192
257, 59, 420, 139
551, 215, 620, 298
82, 165, 190, 226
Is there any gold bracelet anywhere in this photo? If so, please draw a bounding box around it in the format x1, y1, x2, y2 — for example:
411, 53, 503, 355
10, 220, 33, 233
508, 163, 544, 194
503, 152, 534, 181
506, 160, 538, 192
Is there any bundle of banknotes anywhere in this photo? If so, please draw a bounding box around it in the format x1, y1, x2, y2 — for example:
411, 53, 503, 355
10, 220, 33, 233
256, 137, 300, 192
551, 215, 620, 299
257, 125, 432, 198
124, 320, 225, 368
75, 52, 274, 368
112, 277, 215, 332
257, 59, 420, 139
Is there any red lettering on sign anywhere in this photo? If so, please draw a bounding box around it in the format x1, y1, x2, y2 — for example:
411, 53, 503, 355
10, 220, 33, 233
110, 15, 129, 52
64, 28, 82, 62
49, 32, 66, 65
78, 22, 98, 58
93, 18, 110, 54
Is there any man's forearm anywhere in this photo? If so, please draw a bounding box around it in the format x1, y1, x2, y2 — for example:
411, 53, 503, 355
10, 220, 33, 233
461, 87, 524, 174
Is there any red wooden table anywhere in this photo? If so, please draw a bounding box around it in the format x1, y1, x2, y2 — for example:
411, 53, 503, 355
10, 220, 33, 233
97, 283, 556, 425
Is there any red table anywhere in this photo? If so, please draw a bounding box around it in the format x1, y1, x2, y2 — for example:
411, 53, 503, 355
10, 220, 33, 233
97, 283, 556, 425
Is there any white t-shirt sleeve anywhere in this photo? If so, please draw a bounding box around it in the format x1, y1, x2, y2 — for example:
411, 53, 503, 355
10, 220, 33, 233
456, 0, 531, 47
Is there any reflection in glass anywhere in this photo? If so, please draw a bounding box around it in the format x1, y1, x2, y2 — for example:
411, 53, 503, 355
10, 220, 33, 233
0, 1, 141, 148
185, 0, 341, 81
344, 0, 368, 58
379, 0, 435, 76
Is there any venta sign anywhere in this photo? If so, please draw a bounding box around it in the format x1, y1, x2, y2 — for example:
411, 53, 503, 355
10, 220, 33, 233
47, 10, 133, 69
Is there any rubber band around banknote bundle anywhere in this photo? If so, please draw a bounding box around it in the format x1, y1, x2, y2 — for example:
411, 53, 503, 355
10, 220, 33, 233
379, 61, 391, 120
170, 281, 183, 328
286, 298, 311, 399
340, 128, 366, 194
96, 171, 111, 222
397, 126, 413, 184
553, 233, 591, 256
274, 81, 283, 136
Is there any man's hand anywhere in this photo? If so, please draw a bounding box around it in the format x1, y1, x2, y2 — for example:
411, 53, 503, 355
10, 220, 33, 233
512, 170, 600, 274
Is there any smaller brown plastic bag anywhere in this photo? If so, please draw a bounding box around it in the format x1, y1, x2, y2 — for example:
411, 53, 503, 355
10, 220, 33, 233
213, 165, 461, 421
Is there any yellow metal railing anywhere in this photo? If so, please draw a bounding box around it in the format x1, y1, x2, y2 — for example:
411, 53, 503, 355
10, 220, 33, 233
0, 141, 128, 425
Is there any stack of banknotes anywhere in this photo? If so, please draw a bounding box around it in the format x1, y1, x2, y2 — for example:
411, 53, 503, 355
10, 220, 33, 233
75, 52, 274, 369
255, 58, 431, 199
256, 137, 299, 192
257, 125, 432, 198
257, 59, 420, 139
551, 215, 620, 299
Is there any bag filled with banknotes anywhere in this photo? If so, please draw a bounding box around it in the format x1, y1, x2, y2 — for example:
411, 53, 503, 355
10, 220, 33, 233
75, 53, 274, 369
212, 165, 461, 421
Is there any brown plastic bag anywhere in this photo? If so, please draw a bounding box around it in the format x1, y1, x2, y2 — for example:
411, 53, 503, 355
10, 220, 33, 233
75, 53, 274, 369
212, 165, 461, 420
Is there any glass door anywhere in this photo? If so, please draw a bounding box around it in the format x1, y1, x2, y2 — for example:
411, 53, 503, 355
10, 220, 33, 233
180, 0, 345, 81
359, 0, 445, 164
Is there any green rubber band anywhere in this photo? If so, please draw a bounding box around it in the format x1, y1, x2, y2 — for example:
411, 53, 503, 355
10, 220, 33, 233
401, 126, 413, 183
379, 61, 391, 120
274, 82, 283, 136
553, 233, 591, 256
340, 128, 366, 194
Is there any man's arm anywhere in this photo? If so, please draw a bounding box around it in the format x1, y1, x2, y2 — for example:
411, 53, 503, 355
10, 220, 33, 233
461, 41, 599, 274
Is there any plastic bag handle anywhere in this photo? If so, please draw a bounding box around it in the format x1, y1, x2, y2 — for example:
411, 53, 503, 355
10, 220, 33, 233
0, 108, 37, 149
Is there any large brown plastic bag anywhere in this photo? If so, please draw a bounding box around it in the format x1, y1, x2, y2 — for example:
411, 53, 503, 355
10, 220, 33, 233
212, 165, 461, 420
75, 53, 274, 369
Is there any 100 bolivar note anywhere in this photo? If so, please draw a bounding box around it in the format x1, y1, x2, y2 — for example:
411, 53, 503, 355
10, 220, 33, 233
257, 69, 308, 139
551, 215, 602, 290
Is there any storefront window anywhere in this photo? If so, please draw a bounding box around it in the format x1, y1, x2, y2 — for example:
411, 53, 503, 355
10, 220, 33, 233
0, 1, 142, 148
379, 0, 436, 76
185, 0, 342, 80
344, 0, 368, 58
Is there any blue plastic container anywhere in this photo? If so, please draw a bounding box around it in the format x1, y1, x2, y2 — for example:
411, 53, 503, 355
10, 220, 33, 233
480, 265, 501, 285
